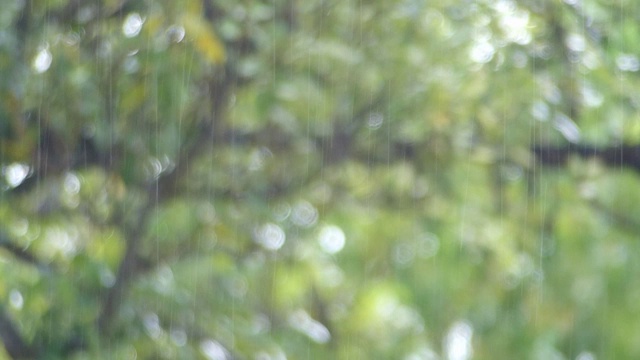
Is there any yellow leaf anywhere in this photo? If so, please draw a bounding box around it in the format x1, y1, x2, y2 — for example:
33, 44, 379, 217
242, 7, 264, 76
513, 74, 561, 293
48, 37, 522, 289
144, 12, 163, 35
181, 13, 226, 64
120, 82, 147, 114
183, 0, 203, 14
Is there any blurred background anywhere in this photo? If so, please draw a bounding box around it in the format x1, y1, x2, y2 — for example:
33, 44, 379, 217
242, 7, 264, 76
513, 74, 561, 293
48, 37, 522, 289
2, 0, 640, 358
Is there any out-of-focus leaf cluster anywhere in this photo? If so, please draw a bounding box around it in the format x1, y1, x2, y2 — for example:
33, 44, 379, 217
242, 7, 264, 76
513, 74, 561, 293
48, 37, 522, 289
3, 0, 640, 359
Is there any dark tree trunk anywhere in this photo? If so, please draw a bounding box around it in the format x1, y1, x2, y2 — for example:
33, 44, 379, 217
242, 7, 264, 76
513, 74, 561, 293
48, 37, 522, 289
532, 144, 640, 172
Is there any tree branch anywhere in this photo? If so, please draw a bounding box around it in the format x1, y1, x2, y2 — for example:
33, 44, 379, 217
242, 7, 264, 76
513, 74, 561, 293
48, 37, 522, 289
0, 305, 37, 359
0, 232, 51, 273
532, 144, 640, 172
96, 201, 153, 334
320, 89, 388, 164
97, 62, 239, 334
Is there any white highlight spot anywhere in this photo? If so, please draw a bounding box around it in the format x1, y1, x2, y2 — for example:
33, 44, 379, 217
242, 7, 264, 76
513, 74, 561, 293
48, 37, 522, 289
64, 173, 81, 194
255, 223, 286, 250
469, 41, 495, 63
417, 233, 440, 258
495, 1, 531, 45
405, 346, 439, 360
531, 101, 549, 122
9, 289, 23, 310
100, 267, 116, 288
10, 218, 29, 237
288, 309, 331, 344
200, 340, 230, 360
616, 54, 640, 72
445, 320, 473, 360
143, 313, 162, 340
171, 329, 187, 347
581, 84, 603, 108
145, 157, 163, 180
566, 33, 586, 52
553, 113, 581, 143
4, 163, 30, 188
367, 112, 384, 129
166, 25, 186, 43
291, 201, 318, 228
318, 225, 345, 254
123, 13, 144, 38
576, 352, 596, 360
33, 46, 52, 73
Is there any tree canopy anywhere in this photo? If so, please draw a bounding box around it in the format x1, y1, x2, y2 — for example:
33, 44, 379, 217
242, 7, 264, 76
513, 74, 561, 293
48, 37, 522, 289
2, 0, 640, 359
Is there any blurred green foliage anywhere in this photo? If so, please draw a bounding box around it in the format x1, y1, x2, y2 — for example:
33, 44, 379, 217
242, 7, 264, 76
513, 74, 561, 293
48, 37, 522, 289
2, 0, 640, 359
